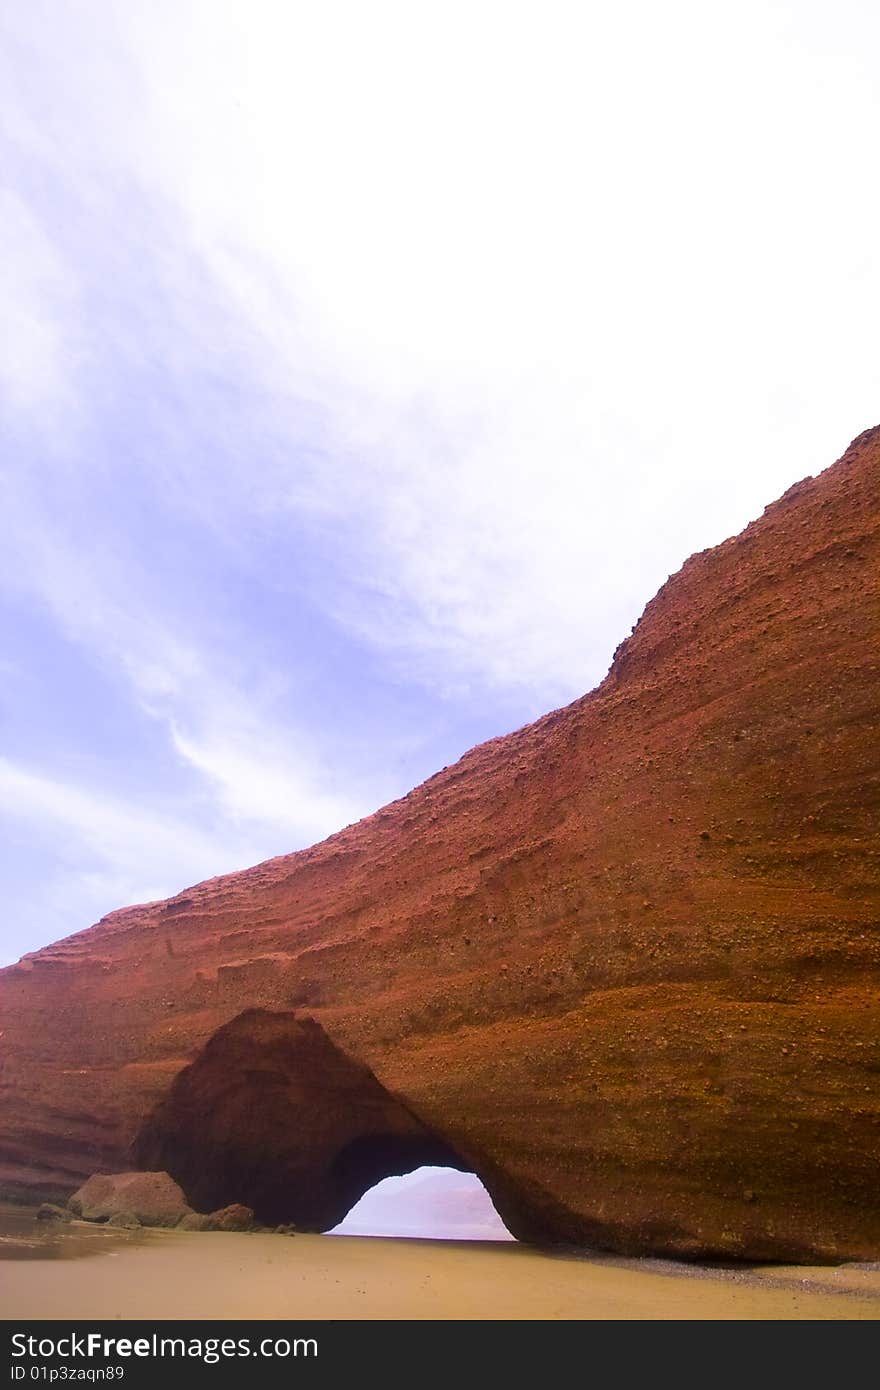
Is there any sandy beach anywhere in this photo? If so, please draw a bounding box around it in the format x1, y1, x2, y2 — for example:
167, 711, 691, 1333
2, 1213, 879, 1320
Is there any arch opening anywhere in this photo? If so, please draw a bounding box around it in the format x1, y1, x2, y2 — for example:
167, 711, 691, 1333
330, 1165, 514, 1241
134, 1009, 507, 1234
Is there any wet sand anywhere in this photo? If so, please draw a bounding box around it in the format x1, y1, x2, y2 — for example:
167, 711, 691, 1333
2, 1210, 880, 1319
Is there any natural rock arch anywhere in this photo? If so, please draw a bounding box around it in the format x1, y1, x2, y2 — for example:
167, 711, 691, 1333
134, 1010, 478, 1231
3, 427, 880, 1261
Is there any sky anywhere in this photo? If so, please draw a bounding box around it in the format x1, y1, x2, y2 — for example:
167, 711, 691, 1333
1, 0, 878, 966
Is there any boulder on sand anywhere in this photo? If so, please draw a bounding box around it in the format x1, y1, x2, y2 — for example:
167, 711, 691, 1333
179, 1203, 254, 1232
68, 1172, 192, 1228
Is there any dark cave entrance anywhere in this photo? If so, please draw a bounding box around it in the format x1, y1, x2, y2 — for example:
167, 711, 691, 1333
134, 1008, 507, 1235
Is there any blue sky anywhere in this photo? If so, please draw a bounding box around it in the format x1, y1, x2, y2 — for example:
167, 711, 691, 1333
2, 0, 879, 969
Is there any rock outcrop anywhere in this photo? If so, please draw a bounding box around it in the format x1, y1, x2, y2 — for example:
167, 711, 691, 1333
1, 427, 879, 1261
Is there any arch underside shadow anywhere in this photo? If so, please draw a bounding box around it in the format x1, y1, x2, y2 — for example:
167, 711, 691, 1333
133, 1009, 475, 1230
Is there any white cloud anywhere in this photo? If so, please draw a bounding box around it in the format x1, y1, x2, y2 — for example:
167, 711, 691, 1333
0, 503, 369, 832
168, 722, 365, 840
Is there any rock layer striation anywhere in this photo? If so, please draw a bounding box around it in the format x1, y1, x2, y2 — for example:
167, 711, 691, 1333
2, 428, 879, 1260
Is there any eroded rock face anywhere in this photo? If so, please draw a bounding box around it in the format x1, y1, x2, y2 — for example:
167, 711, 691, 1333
2, 427, 879, 1261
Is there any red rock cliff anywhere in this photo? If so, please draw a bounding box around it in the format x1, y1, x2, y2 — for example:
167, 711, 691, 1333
2, 427, 879, 1260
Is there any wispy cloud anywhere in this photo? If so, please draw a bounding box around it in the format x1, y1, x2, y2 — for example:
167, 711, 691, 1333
0, 489, 373, 840
169, 724, 362, 840
0, 756, 227, 889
